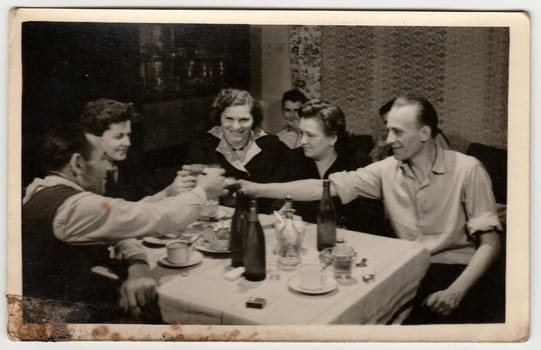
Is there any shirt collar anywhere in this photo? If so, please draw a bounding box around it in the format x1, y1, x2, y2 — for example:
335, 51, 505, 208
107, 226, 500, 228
209, 126, 266, 173
208, 126, 267, 141
23, 174, 84, 204
431, 143, 446, 174
398, 143, 446, 178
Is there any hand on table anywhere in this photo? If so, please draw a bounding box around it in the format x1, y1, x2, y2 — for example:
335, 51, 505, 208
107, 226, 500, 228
422, 287, 466, 316
165, 170, 197, 196
119, 263, 157, 317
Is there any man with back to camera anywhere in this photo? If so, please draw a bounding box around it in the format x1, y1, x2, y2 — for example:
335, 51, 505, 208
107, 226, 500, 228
275, 89, 309, 149
238, 95, 502, 323
22, 122, 225, 322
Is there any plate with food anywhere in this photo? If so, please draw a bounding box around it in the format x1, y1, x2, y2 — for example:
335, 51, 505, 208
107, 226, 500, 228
198, 207, 233, 222
193, 223, 231, 254
194, 239, 231, 254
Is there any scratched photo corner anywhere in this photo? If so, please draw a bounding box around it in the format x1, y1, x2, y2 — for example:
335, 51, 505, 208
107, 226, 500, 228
6, 8, 530, 342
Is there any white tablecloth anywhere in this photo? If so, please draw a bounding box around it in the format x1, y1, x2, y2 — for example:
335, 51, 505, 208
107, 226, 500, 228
147, 214, 430, 325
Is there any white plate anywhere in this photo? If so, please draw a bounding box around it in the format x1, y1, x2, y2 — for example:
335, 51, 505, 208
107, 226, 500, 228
216, 208, 233, 219
199, 208, 231, 220
143, 235, 176, 246
194, 240, 231, 254
288, 275, 338, 295
143, 232, 200, 246
158, 251, 203, 268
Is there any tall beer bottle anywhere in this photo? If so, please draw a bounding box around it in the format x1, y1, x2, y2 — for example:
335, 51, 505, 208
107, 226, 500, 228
230, 191, 249, 267
317, 180, 336, 251
243, 199, 266, 281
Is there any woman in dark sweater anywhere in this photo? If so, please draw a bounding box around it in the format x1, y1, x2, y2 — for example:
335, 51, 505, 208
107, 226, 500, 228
81, 98, 194, 202
187, 88, 289, 212
285, 99, 387, 235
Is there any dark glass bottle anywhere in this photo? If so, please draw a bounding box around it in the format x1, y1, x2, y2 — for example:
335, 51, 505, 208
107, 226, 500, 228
317, 180, 337, 251
243, 199, 266, 281
230, 191, 249, 267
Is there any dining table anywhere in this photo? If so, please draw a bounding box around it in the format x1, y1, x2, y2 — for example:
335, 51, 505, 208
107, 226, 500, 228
140, 208, 431, 325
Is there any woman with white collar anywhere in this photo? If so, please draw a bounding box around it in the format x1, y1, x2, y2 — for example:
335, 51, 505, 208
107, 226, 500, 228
187, 88, 289, 212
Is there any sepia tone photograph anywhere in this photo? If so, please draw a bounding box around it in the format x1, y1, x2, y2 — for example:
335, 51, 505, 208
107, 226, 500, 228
6, 8, 530, 342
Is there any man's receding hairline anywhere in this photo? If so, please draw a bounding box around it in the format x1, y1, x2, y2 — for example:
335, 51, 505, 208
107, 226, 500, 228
389, 101, 423, 125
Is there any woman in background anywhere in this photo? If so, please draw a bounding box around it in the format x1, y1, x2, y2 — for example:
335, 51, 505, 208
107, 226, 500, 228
285, 99, 387, 235
187, 88, 289, 212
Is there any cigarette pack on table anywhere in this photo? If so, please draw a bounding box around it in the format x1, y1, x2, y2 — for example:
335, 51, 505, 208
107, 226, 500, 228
246, 297, 267, 309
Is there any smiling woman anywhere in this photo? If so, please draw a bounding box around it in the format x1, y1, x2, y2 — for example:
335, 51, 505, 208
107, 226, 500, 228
220, 104, 254, 150
80, 98, 144, 199
80, 98, 191, 202
100, 121, 132, 162
186, 88, 290, 212
283, 99, 387, 234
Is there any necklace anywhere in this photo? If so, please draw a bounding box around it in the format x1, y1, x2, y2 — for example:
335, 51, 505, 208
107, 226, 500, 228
225, 134, 251, 152
231, 144, 247, 152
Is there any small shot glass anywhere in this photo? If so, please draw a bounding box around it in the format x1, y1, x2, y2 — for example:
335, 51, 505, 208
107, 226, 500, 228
268, 261, 281, 280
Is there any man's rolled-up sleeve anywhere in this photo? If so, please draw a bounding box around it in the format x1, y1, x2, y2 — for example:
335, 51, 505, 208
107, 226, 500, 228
463, 162, 503, 236
53, 187, 207, 244
329, 162, 383, 204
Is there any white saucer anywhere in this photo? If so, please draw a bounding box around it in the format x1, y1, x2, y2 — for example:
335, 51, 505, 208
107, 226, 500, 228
288, 275, 337, 295
143, 235, 175, 246
194, 240, 231, 254
158, 251, 203, 268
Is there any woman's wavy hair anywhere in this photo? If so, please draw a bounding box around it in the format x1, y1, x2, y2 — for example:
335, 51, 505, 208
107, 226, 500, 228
80, 98, 138, 136
299, 99, 351, 153
209, 88, 263, 129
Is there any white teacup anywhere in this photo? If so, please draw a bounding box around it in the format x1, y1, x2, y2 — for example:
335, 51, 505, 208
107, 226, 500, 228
298, 264, 327, 290
166, 240, 191, 264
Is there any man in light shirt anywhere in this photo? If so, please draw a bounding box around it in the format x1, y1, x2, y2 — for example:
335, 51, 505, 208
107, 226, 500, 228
239, 95, 502, 323
22, 123, 225, 322
370, 97, 451, 162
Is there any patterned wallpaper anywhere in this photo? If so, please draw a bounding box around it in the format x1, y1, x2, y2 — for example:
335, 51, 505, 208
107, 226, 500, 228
288, 26, 322, 99
290, 26, 509, 149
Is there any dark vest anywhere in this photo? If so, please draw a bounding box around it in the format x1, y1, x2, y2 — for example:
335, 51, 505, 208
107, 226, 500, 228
22, 185, 117, 304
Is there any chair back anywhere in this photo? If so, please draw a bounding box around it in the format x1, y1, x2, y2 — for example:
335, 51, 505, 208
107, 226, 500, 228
466, 142, 507, 204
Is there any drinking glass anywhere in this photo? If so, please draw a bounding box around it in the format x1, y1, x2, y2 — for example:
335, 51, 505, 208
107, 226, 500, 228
332, 244, 357, 280
273, 216, 305, 268
182, 163, 205, 176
